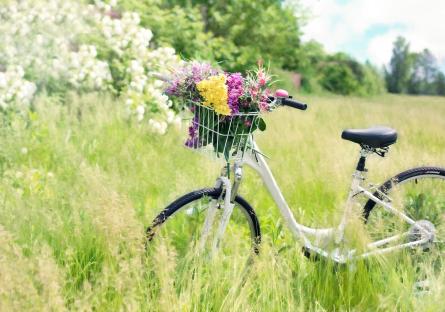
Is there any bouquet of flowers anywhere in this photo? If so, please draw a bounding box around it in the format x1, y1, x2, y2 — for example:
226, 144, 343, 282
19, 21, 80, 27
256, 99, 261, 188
164, 61, 275, 159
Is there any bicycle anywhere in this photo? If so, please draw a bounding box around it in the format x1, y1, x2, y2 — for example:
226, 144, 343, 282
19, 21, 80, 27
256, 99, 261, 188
146, 89, 445, 265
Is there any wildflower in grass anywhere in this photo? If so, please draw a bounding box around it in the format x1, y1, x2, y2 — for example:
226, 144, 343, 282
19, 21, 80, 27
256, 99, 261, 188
196, 75, 230, 115
136, 105, 145, 121
148, 119, 168, 135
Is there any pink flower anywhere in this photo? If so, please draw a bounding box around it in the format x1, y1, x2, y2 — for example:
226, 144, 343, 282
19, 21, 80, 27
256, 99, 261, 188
259, 101, 269, 112
258, 71, 267, 86
250, 87, 258, 98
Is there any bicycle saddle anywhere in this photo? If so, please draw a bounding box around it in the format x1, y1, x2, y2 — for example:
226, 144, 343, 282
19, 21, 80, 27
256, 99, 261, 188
341, 126, 397, 148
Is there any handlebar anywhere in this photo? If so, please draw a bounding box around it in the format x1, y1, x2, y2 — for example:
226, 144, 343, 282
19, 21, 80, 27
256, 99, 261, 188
273, 89, 308, 110
280, 97, 308, 110
268, 95, 308, 111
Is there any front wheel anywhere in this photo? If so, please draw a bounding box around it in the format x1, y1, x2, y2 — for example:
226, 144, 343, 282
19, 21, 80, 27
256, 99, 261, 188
364, 166, 445, 267
146, 188, 261, 263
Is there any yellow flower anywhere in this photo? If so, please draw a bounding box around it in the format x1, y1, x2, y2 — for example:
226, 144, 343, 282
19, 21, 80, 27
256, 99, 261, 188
196, 75, 230, 115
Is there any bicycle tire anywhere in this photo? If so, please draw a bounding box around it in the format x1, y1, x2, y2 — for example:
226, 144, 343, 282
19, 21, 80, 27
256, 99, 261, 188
363, 166, 445, 220
146, 187, 261, 254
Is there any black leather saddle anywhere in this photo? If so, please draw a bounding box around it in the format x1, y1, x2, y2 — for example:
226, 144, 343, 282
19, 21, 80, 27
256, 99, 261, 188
341, 126, 397, 148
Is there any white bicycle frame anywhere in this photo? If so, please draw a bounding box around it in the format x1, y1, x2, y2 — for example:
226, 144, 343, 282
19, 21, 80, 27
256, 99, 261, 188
202, 138, 434, 263
150, 73, 435, 262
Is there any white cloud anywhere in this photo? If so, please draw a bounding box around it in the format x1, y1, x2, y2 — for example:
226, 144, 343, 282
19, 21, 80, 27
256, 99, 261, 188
299, 0, 445, 67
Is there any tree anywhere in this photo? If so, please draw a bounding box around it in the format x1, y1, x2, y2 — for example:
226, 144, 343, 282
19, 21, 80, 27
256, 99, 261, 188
121, 0, 304, 72
297, 40, 326, 92
408, 49, 438, 95
119, 0, 218, 61
385, 36, 412, 93
120, 0, 385, 95
203, 0, 304, 71
362, 61, 386, 95
436, 72, 445, 96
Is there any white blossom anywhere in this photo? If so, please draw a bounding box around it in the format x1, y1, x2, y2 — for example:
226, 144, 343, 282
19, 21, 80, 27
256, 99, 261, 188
0, 0, 180, 134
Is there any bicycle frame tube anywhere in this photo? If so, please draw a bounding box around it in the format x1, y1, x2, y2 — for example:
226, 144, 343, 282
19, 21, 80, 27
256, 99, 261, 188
242, 142, 335, 248
199, 136, 433, 262
238, 140, 434, 262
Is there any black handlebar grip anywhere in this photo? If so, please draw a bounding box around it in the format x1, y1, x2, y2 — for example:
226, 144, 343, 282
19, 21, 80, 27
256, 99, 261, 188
281, 98, 308, 110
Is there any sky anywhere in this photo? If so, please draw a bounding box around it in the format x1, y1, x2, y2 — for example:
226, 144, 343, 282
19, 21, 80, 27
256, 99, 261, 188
299, 0, 445, 70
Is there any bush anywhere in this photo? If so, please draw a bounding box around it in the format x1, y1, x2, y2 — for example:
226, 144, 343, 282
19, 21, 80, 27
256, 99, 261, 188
0, 0, 181, 133
319, 53, 385, 96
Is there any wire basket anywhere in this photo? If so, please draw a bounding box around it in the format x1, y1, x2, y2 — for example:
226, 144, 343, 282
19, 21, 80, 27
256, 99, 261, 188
185, 102, 260, 162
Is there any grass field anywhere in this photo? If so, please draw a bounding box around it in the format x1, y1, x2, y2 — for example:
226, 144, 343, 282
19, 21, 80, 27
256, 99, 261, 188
1, 93, 445, 311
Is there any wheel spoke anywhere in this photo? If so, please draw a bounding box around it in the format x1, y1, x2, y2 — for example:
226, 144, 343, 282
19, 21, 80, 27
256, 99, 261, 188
364, 169, 445, 273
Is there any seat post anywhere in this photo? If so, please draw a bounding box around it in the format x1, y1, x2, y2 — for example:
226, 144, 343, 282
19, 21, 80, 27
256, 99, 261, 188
356, 146, 372, 172
336, 146, 373, 244
356, 156, 366, 172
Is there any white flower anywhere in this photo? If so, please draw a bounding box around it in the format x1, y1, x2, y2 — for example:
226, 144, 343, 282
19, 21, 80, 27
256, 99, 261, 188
136, 104, 145, 121
173, 116, 182, 129
0, 0, 180, 135
129, 60, 144, 75
158, 121, 167, 135
166, 110, 175, 123
148, 119, 167, 135
0, 73, 7, 88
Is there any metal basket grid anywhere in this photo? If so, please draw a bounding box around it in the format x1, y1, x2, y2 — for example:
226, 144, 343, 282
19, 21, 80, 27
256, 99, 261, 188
186, 102, 260, 162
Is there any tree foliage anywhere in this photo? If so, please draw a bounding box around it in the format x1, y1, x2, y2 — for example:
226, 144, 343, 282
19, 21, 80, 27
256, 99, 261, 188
386, 36, 445, 96
385, 36, 412, 94
436, 72, 445, 96
119, 0, 387, 96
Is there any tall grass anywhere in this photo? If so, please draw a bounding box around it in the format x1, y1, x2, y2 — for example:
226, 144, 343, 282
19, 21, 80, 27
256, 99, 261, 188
0, 93, 444, 311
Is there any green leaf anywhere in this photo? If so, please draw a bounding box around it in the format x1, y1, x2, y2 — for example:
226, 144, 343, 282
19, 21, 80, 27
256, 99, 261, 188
258, 118, 266, 131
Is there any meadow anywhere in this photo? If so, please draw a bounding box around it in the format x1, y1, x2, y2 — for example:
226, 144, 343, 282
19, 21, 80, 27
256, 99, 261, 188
1, 93, 445, 311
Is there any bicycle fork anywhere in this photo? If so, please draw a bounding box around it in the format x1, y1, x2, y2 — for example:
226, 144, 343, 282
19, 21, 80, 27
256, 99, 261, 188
198, 163, 243, 255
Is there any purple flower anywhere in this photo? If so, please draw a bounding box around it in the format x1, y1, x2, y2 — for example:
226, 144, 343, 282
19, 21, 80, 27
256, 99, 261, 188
165, 79, 180, 96
190, 62, 219, 83
164, 61, 220, 100
185, 115, 200, 148
226, 73, 244, 115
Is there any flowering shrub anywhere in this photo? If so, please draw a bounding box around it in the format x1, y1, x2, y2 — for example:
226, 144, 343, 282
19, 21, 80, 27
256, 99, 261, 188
0, 0, 93, 84
0, 0, 180, 134
66, 45, 112, 92
165, 62, 274, 157
0, 67, 36, 112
